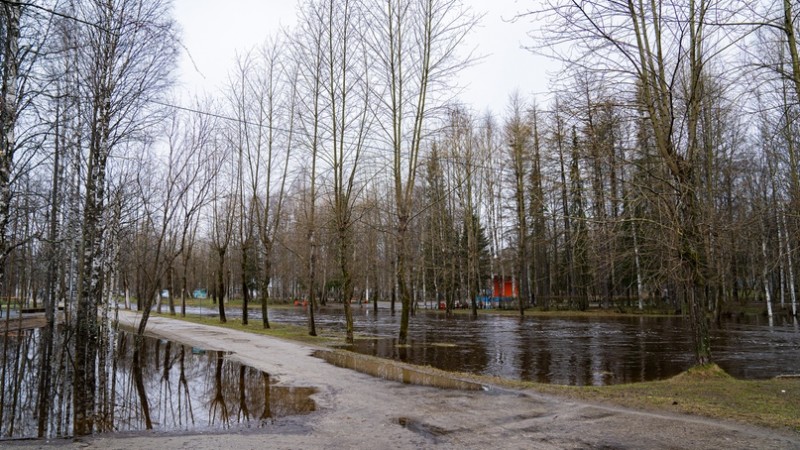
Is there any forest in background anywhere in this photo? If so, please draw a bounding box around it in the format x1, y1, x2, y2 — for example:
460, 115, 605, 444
0, 0, 798, 437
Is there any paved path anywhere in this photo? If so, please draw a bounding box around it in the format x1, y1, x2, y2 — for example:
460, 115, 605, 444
14, 310, 800, 449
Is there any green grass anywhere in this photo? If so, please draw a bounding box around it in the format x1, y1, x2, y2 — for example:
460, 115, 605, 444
156, 312, 344, 346
173, 298, 296, 309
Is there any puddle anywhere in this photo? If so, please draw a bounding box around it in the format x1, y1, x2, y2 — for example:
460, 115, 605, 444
313, 349, 485, 390
0, 330, 316, 438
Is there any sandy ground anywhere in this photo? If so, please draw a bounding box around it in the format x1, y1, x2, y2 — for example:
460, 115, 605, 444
8, 310, 800, 450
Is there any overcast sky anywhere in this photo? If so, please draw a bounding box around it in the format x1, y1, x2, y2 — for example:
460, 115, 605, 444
172, 0, 555, 116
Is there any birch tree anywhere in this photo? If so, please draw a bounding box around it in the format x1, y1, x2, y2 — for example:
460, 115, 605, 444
0, 2, 22, 300
71, 0, 177, 434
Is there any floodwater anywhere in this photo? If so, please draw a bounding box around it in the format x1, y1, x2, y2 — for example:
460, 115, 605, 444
0, 328, 315, 439
188, 303, 800, 386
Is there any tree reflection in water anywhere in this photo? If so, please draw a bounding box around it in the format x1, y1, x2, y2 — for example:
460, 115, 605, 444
261, 372, 271, 421
238, 366, 249, 422
209, 350, 229, 426
0, 329, 316, 438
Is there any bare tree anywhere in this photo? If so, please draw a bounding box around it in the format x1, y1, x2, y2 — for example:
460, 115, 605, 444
227, 53, 257, 326
505, 93, 532, 316
133, 108, 215, 327
69, 0, 177, 434
367, 0, 478, 342
225, 35, 298, 328
293, 0, 327, 336
0, 2, 21, 299
177, 100, 218, 317
530, 0, 747, 364
320, 0, 372, 344
209, 140, 235, 324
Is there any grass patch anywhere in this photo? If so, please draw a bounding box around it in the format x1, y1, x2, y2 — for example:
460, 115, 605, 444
159, 313, 343, 346
176, 298, 297, 309
523, 364, 800, 432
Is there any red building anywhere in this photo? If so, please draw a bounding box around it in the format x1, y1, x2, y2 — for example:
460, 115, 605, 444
492, 275, 518, 298
475, 276, 518, 309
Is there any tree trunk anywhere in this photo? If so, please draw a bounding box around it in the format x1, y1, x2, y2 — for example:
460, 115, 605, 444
74, 69, 113, 437
37, 79, 62, 438
180, 266, 187, 318
680, 182, 711, 365
633, 221, 645, 311
398, 217, 411, 342
0, 2, 20, 301
307, 229, 317, 335
785, 0, 800, 105
781, 210, 798, 317
261, 249, 271, 329
556, 115, 574, 301
168, 264, 175, 315
241, 243, 250, 326
762, 239, 774, 322
339, 226, 354, 344
217, 249, 226, 323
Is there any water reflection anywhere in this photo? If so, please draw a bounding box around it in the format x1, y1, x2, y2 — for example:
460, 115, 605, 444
198, 305, 800, 386
0, 330, 316, 439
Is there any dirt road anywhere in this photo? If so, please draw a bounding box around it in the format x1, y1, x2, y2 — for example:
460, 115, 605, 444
13, 310, 800, 449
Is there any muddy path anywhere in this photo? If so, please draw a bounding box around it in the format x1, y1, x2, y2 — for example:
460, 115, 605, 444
10, 310, 800, 449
